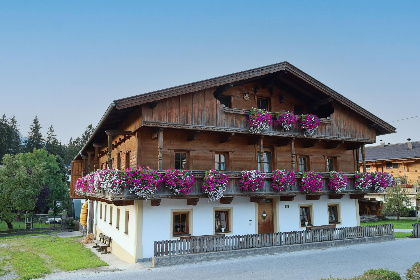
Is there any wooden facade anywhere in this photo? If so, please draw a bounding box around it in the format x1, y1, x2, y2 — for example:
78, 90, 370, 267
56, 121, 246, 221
71, 62, 395, 199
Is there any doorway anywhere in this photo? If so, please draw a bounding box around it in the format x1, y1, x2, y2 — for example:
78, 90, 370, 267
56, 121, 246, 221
258, 199, 274, 234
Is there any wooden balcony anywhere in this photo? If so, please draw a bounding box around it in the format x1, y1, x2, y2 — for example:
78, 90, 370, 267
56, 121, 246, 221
84, 171, 371, 203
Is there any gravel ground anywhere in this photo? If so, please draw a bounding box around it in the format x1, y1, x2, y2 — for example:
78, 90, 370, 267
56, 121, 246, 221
40, 238, 420, 280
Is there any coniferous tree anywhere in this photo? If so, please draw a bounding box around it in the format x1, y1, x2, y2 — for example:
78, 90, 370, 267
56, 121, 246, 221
63, 124, 94, 164
8, 116, 22, 154
25, 116, 44, 152
0, 115, 22, 162
45, 125, 65, 159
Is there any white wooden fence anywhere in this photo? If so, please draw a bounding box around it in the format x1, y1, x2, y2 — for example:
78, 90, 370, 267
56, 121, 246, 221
413, 223, 420, 238
154, 224, 394, 257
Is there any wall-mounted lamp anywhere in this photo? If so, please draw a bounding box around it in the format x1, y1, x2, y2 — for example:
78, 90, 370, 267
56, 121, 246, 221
262, 211, 267, 220
243, 93, 249, 100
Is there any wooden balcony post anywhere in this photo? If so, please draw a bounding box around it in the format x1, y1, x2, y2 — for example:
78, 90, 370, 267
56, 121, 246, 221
259, 136, 264, 170
87, 151, 93, 173
355, 147, 360, 172
106, 132, 113, 169
361, 144, 366, 172
81, 155, 88, 176
93, 144, 101, 170
291, 138, 296, 172
158, 128, 163, 170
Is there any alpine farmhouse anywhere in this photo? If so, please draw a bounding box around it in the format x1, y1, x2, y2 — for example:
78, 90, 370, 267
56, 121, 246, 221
70, 62, 395, 263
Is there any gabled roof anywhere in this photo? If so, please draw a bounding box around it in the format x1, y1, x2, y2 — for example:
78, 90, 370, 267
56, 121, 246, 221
76, 61, 396, 159
114, 61, 395, 135
365, 141, 420, 161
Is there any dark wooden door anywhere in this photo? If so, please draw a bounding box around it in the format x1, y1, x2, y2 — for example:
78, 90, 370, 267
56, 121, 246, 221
258, 200, 274, 234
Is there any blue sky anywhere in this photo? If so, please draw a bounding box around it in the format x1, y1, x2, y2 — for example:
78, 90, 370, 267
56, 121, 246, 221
1, 1, 419, 145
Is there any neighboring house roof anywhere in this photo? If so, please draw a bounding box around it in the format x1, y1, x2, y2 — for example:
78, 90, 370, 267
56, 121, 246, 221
75, 62, 396, 159
364, 141, 420, 161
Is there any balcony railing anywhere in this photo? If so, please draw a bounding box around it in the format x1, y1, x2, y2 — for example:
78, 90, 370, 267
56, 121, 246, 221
84, 171, 371, 202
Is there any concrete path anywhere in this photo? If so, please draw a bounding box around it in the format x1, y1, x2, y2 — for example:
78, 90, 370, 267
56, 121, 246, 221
394, 229, 413, 233
40, 238, 420, 280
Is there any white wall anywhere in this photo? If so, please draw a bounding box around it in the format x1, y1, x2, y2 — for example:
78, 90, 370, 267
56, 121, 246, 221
278, 194, 358, 232
141, 197, 256, 258
95, 201, 136, 257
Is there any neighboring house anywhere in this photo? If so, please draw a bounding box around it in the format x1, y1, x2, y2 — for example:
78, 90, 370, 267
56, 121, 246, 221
360, 141, 420, 213
70, 62, 395, 263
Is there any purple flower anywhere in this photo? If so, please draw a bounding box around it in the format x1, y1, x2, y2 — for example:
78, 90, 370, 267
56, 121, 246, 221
354, 171, 372, 190
248, 108, 272, 134
239, 170, 265, 191
300, 171, 323, 193
202, 169, 229, 201
163, 169, 195, 195
300, 114, 321, 136
271, 170, 295, 191
328, 171, 349, 192
275, 111, 297, 131
371, 172, 394, 192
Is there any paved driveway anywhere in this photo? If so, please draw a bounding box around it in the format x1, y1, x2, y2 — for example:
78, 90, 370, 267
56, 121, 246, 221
42, 238, 420, 280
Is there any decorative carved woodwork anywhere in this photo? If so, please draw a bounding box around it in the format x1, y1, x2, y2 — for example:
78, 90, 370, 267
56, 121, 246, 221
325, 141, 342, 149
158, 128, 163, 170
220, 133, 234, 143
302, 139, 320, 148
151, 199, 161, 206
350, 194, 365, 199
308, 98, 333, 111
276, 138, 292, 147
187, 198, 199, 205
328, 194, 344, 199
187, 131, 200, 141
279, 195, 295, 201
250, 197, 264, 203
220, 197, 234, 204
306, 194, 322, 200
113, 200, 134, 206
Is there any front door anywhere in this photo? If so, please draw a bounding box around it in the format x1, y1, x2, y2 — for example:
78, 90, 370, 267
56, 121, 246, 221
258, 199, 274, 234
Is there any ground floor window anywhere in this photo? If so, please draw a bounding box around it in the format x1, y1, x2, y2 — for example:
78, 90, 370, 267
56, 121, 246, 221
299, 205, 312, 227
328, 204, 340, 224
214, 209, 230, 233
124, 211, 129, 235
172, 211, 190, 236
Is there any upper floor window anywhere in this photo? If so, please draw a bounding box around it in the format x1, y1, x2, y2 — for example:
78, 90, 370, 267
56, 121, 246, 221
257, 98, 270, 111
175, 152, 187, 170
327, 157, 336, 172
116, 153, 121, 170
299, 156, 309, 172
215, 153, 227, 171
258, 149, 272, 173
386, 162, 399, 169
125, 151, 131, 169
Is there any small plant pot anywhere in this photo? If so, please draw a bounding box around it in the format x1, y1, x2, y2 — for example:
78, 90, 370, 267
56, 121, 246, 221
221, 228, 225, 233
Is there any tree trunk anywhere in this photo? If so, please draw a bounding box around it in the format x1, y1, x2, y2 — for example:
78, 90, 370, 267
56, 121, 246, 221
6, 221, 13, 230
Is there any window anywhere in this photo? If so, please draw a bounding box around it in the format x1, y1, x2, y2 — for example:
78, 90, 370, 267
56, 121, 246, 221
215, 210, 230, 232
116, 208, 120, 230
215, 153, 227, 171
299, 156, 309, 172
327, 157, 336, 172
257, 98, 270, 111
173, 212, 189, 235
104, 205, 107, 222
124, 211, 129, 235
116, 153, 121, 170
258, 149, 272, 172
125, 151, 130, 169
99, 203, 103, 219
328, 204, 340, 224
386, 162, 399, 169
366, 165, 371, 170
300, 205, 312, 227
109, 206, 113, 225
175, 152, 187, 170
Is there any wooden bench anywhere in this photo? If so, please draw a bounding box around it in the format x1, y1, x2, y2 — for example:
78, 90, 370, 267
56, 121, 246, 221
94, 233, 111, 254
306, 224, 336, 230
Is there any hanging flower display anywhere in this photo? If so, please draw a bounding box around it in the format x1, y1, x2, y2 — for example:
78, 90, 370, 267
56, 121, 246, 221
248, 108, 272, 134
126, 167, 163, 200
328, 171, 349, 192
202, 169, 229, 201
271, 170, 296, 191
75, 176, 90, 196
371, 172, 394, 192
275, 110, 298, 131
239, 170, 265, 191
300, 171, 323, 193
354, 171, 373, 191
163, 169, 195, 195
300, 114, 321, 136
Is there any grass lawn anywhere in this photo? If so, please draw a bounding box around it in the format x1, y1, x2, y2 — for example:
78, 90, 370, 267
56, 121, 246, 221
395, 232, 413, 238
361, 219, 418, 229
0, 235, 107, 280
0, 221, 52, 232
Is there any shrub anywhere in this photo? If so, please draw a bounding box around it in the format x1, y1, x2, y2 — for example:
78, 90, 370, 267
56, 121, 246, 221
361, 269, 401, 280
406, 262, 420, 280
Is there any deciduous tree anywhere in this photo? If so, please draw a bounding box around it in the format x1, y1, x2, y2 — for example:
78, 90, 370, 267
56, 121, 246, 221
383, 185, 412, 220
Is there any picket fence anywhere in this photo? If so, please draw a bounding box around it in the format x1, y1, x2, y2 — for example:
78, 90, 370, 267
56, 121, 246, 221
413, 223, 420, 238
154, 224, 394, 257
